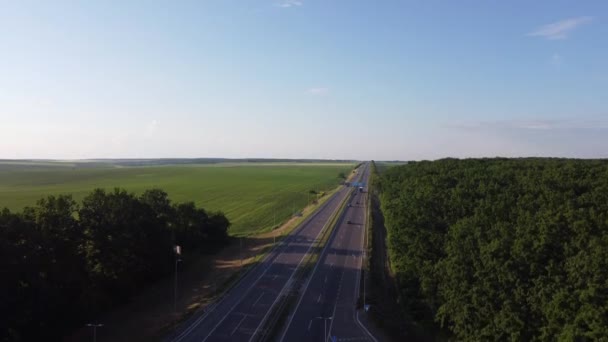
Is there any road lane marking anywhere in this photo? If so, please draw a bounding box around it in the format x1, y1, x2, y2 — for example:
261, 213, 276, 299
249, 189, 352, 342
172, 192, 346, 342
278, 187, 355, 342
308, 319, 313, 331
252, 293, 264, 307
327, 164, 377, 342
352, 166, 378, 342
282, 165, 369, 341
197, 191, 347, 342
231, 314, 248, 336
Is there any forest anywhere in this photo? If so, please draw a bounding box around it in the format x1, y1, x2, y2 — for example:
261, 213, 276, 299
0, 188, 229, 341
378, 158, 608, 341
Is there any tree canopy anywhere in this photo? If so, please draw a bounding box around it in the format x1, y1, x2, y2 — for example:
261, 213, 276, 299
0, 188, 229, 341
379, 158, 608, 341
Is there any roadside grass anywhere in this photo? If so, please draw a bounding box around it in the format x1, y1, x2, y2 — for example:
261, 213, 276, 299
65, 168, 354, 342
156, 183, 345, 338
3, 160, 359, 341
0, 162, 353, 236
255, 184, 354, 341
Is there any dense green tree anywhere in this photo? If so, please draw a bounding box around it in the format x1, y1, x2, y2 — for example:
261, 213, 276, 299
0, 196, 86, 340
0, 208, 38, 341
379, 158, 608, 340
0, 187, 230, 341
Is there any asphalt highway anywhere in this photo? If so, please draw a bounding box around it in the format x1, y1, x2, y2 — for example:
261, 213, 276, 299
279, 164, 375, 342
166, 169, 357, 342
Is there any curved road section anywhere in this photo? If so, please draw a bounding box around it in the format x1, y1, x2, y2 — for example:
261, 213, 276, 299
279, 164, 376, 342
166, 169, 357, 342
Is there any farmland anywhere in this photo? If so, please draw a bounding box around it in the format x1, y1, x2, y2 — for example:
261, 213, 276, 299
0, 161, 354, 236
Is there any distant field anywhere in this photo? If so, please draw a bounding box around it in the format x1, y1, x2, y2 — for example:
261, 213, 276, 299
375, 161, 407, 173
0, 161, 354, 236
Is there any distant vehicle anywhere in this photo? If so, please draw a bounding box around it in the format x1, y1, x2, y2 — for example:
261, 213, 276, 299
358, 187, 364, 192
347, 220, 353, 224
348, 203, 352, 207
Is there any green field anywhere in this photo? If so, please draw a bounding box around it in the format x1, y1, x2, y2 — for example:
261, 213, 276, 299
0, 161, 354, 236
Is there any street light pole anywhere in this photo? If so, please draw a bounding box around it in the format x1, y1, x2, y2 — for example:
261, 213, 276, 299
86, 323, 103, 342
315, 316, 333, 342
174, 258, 178, 312
174, 245, 182, 313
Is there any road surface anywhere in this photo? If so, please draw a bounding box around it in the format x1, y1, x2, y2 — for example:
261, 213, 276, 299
279, 164, 375, 342
166, 167, 364, 342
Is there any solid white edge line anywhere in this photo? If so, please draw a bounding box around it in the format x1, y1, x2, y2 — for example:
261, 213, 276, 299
231, 314, 248, 336
253, 187, 352, 342
172, 249, 276, 342
172, 189, 341, 342
328, 165, 369, 342
354, 169, 378, 342
278, 188, 355, 342
327, 166, 378, 342
203, 191, 343, 342
283, 165, 367, 342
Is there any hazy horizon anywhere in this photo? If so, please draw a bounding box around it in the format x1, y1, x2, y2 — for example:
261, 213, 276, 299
2, 1, 607, 160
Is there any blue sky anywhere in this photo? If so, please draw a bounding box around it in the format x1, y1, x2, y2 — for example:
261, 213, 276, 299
1, 1, 607, 160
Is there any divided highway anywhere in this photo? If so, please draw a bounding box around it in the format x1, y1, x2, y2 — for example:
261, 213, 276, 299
280, 164, 375, 342
166, 165, 366, 342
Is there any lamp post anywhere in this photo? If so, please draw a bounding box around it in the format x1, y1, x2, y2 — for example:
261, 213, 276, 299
174, 245, 182, 313
315, 316, 333, 342
86, 323, 103, 342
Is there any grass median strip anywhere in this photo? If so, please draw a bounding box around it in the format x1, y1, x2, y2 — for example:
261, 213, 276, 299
158, 185, 347, 339
252, 187, 354, 341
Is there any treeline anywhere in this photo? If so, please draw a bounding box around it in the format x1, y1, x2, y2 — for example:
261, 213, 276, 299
379, 158, 608, 340
0, 188, 229, 341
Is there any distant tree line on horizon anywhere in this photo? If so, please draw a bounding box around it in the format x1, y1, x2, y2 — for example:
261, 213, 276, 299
0, 188, 229, 341
379, 158, 608, 340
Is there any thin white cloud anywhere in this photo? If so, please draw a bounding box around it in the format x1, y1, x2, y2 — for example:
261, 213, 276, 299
445, 119, 608, 131
276, 0, 302, 8
528, 16, 592, 40
307, 87, 329, 96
